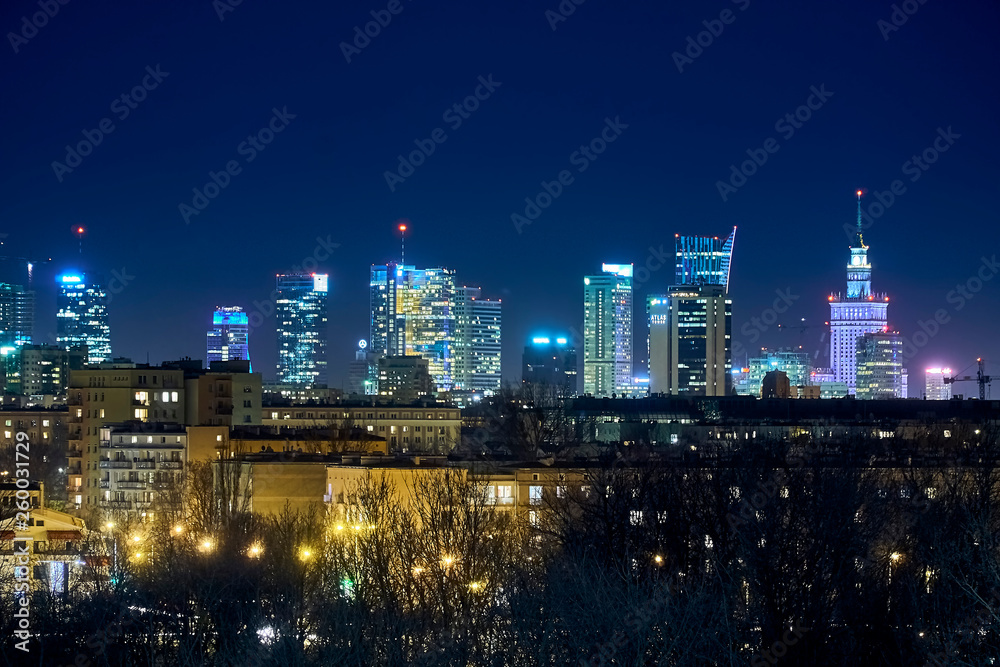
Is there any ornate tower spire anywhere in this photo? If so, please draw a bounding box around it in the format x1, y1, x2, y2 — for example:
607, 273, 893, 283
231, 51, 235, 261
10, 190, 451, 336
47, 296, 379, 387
847, 190, 871, 299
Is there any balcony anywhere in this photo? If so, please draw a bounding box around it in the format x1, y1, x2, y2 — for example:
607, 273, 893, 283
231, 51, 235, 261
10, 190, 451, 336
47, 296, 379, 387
160, 461, 182, 469
67, 447, 83, 458
135, 460, 155, 469
98, 481, 109, 489
100, 500, 132, 509
66, 466, 82, 476
99, 461, 132, 469
67, 485, 83, 493
215, 406, 234, 415
117, 481, 147, 490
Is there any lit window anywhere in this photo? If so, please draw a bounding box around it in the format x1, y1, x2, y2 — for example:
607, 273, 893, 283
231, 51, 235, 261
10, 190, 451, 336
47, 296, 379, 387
171, 392, 178, 402
3, 431, 9, 439
216, 435, 223, 442
529, 486, 542, 505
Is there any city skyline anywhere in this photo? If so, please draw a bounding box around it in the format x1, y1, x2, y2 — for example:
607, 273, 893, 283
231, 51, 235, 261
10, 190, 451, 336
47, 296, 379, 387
1, 1, 995, 388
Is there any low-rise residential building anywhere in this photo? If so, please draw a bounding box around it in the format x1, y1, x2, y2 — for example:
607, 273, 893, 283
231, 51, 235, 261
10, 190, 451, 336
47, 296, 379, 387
97, 422, 186, 519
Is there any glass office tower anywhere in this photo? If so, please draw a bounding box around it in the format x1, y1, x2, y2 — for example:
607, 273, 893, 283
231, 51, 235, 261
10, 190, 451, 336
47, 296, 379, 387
56, 273, 110, 364
207, 306, 250, 365
276, 273, 328, 387
583, 263, 633, 397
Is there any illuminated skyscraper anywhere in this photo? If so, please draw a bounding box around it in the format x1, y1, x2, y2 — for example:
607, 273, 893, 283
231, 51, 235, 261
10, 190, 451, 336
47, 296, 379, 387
647, 284, 731, 396
56, 273, 110, 364
522, 336, 577, 395
0, 283, 34, 350
925, 367, 953, 400
829, 193, 890, 394
584, 264, 633, 397
734, 349, 810, 397
855, 331, 903, 399
276, 273, 328, 387
675, 227, 736, 291
453, 287, 501, 395
370, 264, 456, 391
207, 306, 250, 365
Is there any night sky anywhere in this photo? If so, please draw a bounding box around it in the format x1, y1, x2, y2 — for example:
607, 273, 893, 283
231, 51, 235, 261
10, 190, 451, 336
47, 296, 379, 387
2, 0, 998, 388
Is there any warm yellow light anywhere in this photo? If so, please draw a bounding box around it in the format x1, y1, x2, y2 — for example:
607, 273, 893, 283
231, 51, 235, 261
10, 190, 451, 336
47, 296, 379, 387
654, 555, 664, 565
469, 581, 482, 590
442, 555, 454, 566
248, 544, 262, 557
132, 535, 141, 543
336, 525, 344, 531
300, 549, 312, 561
890, 552, 902, 563
413, 566, 425, 575
173, 525, 183, 534
105, 522, 114, 529
201, 540, 213, 551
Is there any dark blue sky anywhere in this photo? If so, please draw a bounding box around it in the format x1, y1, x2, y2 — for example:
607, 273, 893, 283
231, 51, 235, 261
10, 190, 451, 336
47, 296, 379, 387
2, 0, 998, 389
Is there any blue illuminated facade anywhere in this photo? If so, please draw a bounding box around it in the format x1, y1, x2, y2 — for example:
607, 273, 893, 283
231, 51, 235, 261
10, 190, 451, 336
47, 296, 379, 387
0, 283, 34, 349
522, 336, 577, 394
276, 273, 328, 387
584, 264, 633, 397
675, 227, 736, 292
56, 273, 110, 364
207, 306, 250, 365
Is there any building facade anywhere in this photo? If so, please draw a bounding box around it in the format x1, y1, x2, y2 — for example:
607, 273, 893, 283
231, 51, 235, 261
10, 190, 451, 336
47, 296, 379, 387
56, 273, 111, 364
924, 367, 953, 400
206, 306, 250, 365
648, 284, 731, 396
453, 287, 501, 395
20, 344, 87, 398
674, 227, 736, 291
378, 356, 434, 403
522, 336, 577, 395
583, 264, 633, 397
734, 349, 811, 397
829, 194, 890, 394
276, 273, 328, 387
855, 331, 904, 399
97, 422, 186, 518
66, 363, 186, 511
0, 282, 34, 349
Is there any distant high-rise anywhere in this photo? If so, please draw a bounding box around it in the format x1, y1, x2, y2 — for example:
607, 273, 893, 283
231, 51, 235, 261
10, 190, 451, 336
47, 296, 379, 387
925, 367, 953, 400
675, 227, 736, 291
855, 331, 903, 399
276, 273, 328, 387
370, 264, 456, 391
522, 336, 577, 395
829, 193, 890, 394
648, 284, 731, 396
734, 349, 811, 397
584, 264, 633, 397
347, 340, 381, 395
207, 306, 250, 365
0, 283, 34, 349
56, 273, 110, 364
453, 287, 501, 395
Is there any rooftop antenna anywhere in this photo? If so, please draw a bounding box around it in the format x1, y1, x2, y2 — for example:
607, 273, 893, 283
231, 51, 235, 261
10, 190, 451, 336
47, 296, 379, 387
397, 221, 408, 265
74, 225, 85, 256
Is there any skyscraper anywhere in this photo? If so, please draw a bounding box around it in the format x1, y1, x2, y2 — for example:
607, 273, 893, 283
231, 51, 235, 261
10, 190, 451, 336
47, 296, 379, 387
56, 273, 110, 364
925, 367, 953, 400
453, 286, 501, 395
855, 331, 903, 399
829, 193, 890, 394
276, 273, 328, 387
522, 336, 577, 395
0, 283, 34, 349
675, 227, 736, 291
734, 349, 811, 397
370, 263, 408, 357
584, 264, 633, 397
370, 264, 456, 391
648, 284, 732, 396
207, 306, 250, 365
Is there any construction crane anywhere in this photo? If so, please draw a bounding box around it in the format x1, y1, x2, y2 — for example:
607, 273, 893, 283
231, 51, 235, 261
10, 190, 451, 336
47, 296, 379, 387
776, 318, 829, 364
944, 358, 992, 400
